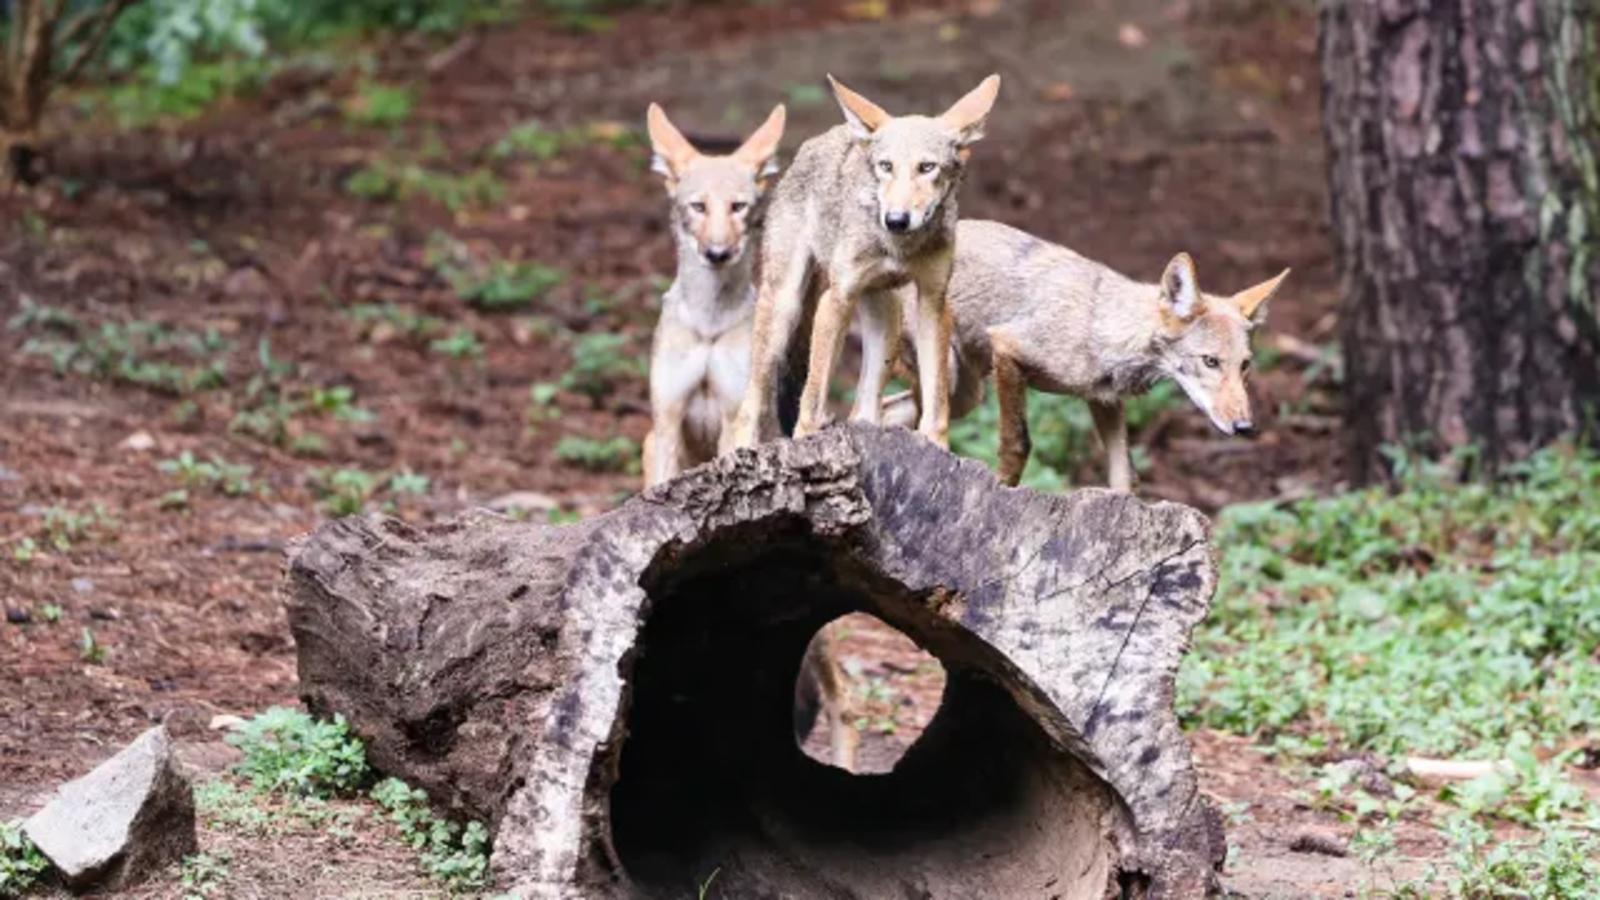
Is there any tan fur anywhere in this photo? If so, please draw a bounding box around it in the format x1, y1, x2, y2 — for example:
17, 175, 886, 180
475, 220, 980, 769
793, 626, 858, 771
887, 220, 1289, 491
726, 74, 1001, 450
642, 103, 785, 488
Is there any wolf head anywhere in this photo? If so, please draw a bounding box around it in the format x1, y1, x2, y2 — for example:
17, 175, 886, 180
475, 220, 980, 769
647, 102, 786, 268
1154, 255, 1291, 437
828, 74, 1000, 236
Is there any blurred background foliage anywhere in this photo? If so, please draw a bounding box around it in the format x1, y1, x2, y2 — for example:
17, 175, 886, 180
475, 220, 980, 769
98, 0, 519, 83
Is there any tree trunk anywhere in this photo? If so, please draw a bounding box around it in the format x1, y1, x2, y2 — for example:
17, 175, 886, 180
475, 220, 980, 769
1, 0, 139, 185
285, 426, 1225, 899
1, 125, 44, 185
1321, 0, 1600, 482
2, 0, 55, 186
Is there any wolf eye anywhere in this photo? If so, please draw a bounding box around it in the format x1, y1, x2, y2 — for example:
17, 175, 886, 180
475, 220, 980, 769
916, 161, 938, 175
877, 160, 893, 174
1241, 359, 1252, 373
730, 201, 749, 213
689, 201, 707, 214
1203, 355, 1221, 370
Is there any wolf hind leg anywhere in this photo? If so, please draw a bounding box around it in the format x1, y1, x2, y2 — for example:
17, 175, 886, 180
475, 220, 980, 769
989, 329, 1032, 486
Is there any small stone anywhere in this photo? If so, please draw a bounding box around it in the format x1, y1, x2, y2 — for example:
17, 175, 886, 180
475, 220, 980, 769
6, 608, 31, 625
1330, 755, 1394, 797
208, 714, 247, 732
24, 726, 198, 890
1288, 827, 1349, 858
71, 578, 95, 595
119, 431, 157, 452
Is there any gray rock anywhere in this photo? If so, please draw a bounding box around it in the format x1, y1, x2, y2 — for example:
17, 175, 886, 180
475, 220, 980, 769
24, 726, 198, 891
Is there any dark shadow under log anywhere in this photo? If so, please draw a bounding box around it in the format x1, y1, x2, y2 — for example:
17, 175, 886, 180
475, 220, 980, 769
285, 425, 1225, 899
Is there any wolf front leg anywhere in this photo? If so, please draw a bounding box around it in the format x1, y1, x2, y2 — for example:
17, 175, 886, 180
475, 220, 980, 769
1090, 401, 1132, 492
989, 330, 1032, 487
794, 287, 853, 438
729, 250, 812, 448
644, 327, 704, 488
643, 393, 693, 490
910, 256, 955, 447
643, 414, 685, 489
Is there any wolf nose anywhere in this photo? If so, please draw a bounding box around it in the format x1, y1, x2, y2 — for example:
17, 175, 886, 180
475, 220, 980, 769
1232, 420, 1255, 438
883, 211, 912, 233
703, 246, 734, 265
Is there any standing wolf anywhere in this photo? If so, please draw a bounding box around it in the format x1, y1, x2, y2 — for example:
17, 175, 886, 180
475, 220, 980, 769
726, 74, 1002, 450
641, 102, 786, 487
886, 220, 1290, 490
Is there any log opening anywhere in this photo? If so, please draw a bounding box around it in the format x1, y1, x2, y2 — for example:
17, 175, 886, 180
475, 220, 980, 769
791, 612, 946, 774
611, 519, 1120, 899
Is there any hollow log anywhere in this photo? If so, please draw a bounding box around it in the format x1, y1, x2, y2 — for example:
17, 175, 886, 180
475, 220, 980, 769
285, 425, 1224, 899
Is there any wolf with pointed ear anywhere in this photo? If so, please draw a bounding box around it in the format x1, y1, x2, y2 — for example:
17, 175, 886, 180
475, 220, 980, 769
724, 74, 1002, 451
646, 102, 785, 270
883, 219, 1290, 492
640, 103, 785, 488
1152, 252, 1287, 442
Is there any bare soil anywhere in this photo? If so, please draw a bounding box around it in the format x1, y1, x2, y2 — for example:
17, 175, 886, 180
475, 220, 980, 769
2, 0, 1371, 895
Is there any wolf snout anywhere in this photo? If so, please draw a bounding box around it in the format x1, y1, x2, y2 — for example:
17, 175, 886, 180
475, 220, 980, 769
703, 245, 735, 266
1231, 419, 1255, 438
883, 211, 912, 233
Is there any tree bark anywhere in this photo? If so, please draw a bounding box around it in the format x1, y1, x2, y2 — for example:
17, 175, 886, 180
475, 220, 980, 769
285, 426, 1224, 899
1321, 0, 1600, 482
1, 0, 139, 185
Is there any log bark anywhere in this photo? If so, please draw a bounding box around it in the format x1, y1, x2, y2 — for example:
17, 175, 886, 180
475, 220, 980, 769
1320, 0, 1600, 482
285, 425, 1224, 899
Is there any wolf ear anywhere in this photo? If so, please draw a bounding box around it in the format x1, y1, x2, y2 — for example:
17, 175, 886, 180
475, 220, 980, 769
828, 75, 891, 139
940, 73, 1001, 149
646, 102, 699, 185
732, 104, 786, 185
1159, 253, 1201, 322
1231, 268, 1290, 327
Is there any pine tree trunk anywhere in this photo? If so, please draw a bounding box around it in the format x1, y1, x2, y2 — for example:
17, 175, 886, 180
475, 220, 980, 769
1321, 0, 1600, 482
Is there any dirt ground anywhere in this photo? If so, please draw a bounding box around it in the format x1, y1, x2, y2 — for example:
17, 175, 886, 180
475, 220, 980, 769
1, 0, 1383, 896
